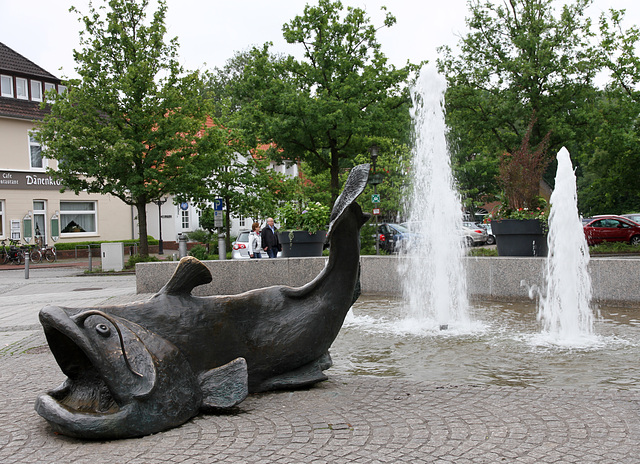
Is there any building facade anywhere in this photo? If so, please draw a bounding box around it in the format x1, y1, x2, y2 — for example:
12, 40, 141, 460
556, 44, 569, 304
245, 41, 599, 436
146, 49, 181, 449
0, 42, 133, 247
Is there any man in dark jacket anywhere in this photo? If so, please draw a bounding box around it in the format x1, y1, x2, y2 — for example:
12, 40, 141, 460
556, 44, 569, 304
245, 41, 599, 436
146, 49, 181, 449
262, 217, 281, 258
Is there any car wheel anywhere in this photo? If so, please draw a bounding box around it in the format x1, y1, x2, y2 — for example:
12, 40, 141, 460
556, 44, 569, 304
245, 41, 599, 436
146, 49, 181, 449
465, 236, 474, 247
486, 235, 496, 245
630, 235, 640, 246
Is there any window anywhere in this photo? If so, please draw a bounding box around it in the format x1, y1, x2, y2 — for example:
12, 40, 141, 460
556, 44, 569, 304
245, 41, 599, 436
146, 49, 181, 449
1, 75, 13, 97
0, 201, 4, 238
239, 215, 245, 227
29, 133, 44, 169
44, 82, 56, 102
16, 77, 28, 100
60, 201, 97, 235
33, 200, 46, 241
58, 85, 67, 94
181, 209, 190, 229
31, 80, 42, 101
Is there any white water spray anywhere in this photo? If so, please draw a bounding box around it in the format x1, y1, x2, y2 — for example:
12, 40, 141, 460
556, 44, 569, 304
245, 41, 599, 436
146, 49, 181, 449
401, 65, 470, 331
537, 147, 594, 341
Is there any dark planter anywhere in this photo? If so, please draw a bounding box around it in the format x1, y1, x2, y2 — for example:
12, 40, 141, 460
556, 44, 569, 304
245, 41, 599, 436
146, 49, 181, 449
278, 230, 327, 257
492, 219, 548, 257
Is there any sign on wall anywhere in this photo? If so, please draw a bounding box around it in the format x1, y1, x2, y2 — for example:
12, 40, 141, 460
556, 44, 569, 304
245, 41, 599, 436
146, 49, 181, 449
0, 171, 63, 190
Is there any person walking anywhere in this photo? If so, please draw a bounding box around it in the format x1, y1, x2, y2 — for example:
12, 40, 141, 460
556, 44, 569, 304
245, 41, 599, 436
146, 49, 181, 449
262, 217, 281, 258
248, 222, 262, 259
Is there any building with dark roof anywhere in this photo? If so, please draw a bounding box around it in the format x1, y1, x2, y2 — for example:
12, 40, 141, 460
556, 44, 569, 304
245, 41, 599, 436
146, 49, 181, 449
0, 41, 133, 247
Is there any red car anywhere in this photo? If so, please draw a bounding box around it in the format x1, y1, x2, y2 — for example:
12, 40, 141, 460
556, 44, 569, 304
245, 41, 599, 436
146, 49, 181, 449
583, 215, 640, 246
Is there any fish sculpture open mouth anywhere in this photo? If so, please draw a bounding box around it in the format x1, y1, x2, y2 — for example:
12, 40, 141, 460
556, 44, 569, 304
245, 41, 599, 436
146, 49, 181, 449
35, 163, 371, 440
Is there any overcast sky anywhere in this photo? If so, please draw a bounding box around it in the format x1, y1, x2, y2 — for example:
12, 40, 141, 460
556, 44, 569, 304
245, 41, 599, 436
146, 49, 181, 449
2, 0, 639, 80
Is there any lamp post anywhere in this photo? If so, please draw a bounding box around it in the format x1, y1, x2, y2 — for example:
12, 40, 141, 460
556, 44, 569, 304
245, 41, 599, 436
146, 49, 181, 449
154, 197, 168, 255
369, 144, 381, 255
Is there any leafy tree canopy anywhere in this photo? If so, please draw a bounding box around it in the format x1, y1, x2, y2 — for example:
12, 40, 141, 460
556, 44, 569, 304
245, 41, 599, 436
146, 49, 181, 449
36, 0, 225, 255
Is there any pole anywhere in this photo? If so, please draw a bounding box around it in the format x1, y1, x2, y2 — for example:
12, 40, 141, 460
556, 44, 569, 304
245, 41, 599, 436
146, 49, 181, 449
24, 250, 29, 280
374, 183, 379, 255
218, 228, 226, 260
158, 202, 164, 255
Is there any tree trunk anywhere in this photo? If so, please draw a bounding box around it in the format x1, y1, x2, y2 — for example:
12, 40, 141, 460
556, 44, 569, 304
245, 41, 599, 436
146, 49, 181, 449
136, 202, 149, 257
330, 148, 340, 208
224, 197, 232, 255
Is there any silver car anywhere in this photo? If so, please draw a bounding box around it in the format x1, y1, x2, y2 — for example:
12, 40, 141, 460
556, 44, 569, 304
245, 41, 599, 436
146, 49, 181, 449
231, 230, 281, 259
462, 224, 488, 246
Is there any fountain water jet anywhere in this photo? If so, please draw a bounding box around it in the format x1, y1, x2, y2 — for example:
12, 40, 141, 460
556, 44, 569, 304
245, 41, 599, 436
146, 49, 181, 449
400, 65, 471, 332
536, 147, 595, 344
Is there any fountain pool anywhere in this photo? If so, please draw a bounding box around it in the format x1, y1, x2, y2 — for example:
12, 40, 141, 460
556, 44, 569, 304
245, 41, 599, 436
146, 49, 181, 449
331, 295, 640, 390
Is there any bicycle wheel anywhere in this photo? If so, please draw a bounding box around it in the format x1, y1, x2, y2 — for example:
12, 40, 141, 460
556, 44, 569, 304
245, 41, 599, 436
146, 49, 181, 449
30, 249, 42, 263
45, 247, 57, 262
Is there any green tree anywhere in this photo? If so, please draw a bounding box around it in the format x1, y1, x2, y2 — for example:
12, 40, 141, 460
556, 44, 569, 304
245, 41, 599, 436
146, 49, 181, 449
578, 8, 640, 215
438, 0, 601, 207
36, 0, 224, 256
232, 0, 418, 205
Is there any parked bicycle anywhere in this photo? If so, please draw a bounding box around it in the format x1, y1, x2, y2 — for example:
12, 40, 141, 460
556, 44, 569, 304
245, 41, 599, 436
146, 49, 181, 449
23, 241, 42, 263
39, 243, 57, 263
1, 239, 23, 265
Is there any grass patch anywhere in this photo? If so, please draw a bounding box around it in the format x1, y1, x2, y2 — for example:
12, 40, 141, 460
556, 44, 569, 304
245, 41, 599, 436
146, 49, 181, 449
467, 247, 498, 257
589, 242, 640, 254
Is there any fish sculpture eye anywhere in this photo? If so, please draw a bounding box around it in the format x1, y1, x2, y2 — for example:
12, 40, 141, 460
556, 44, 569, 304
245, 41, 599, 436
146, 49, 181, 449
95, 323, 111, 337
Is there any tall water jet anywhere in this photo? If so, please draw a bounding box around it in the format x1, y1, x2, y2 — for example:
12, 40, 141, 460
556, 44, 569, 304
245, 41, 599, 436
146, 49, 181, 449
537, 147, 594, 341
401, 65, 470, 331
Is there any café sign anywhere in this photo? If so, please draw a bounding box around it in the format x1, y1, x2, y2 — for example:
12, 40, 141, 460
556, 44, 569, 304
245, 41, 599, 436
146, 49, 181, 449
0, 171, 63, 190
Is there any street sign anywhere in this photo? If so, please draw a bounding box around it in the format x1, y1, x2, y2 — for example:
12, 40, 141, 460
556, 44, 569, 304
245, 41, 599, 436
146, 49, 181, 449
371, 194, 380, 203
373, 208, 381, 215
214, 210, 223, 228
213, 198, 224, 211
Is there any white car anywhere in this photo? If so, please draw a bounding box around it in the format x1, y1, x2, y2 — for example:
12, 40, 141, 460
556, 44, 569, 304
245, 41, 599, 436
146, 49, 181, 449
231, 231, 282, 259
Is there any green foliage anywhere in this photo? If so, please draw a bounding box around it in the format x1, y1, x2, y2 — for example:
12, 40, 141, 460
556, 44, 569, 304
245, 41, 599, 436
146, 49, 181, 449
188, 244, 212, 260
590, 241, 640, 254
223, 0, 418, 204
54, 237, 158, 251
35, 0, 226, 256
278, 201, 330, 233
437, 0, 601, 209
467, 247, 498, 257
125, 254, 160, 270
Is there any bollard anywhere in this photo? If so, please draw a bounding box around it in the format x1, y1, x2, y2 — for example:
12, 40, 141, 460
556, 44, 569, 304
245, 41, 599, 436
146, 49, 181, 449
24, 251, 29, 279
218, 233, 226, 260
178, 234, 188, 258
88, 245, 92, 272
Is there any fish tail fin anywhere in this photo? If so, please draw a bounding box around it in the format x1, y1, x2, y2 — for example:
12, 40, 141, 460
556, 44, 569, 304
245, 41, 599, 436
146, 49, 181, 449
159, 256, 212, 296
327, 164, 370, 238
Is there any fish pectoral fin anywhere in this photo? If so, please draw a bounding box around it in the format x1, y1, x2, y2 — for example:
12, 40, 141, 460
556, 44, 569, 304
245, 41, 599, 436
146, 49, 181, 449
198, 357, 248, 410
257, 352, 333, 392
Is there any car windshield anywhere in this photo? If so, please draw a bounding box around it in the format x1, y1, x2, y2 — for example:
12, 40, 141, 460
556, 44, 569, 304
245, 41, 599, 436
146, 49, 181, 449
389, 224, 410, 233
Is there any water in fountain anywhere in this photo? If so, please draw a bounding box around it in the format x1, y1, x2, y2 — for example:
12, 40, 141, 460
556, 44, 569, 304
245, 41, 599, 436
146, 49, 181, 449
400, 65, 471, 332
535, 147, 595, 345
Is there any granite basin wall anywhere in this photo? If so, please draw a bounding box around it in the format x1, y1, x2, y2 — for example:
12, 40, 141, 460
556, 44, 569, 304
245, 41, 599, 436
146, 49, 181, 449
136, 256, 640, 306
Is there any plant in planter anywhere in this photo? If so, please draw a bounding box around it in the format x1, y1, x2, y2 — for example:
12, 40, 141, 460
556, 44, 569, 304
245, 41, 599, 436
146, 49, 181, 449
277, 201, 330, 257
487, 116, 552, 256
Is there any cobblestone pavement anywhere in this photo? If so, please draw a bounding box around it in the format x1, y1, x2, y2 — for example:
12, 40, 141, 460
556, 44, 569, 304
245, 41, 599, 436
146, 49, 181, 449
2, 268, 640, 463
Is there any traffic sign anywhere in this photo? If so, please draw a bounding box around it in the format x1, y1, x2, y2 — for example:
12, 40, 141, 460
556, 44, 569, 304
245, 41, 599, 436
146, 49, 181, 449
371, 194, 380, 203
213, 198, 224, 211
373, 208, 381, 215
180, 202, 189, 211
214, 210, 223, 227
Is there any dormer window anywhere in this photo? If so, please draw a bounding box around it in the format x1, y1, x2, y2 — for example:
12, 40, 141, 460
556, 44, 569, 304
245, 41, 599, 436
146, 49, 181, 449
31, 80, 42, 101
1, 74, 13, 97
44, 82, 56, 102
16, 77, 28, 100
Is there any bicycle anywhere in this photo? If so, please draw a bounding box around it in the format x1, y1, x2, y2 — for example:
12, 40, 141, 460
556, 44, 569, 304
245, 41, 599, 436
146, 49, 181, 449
23, 241, 42, 264
40, 243, 57, 263
2, 239, 23, 265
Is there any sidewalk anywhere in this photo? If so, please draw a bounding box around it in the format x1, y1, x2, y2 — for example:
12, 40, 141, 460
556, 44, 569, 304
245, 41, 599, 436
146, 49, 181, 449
1, 266, 640, 463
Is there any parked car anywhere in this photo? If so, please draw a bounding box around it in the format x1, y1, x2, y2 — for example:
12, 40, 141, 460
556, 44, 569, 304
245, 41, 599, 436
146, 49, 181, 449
464, 221, 495, 245
583, 215, 640, 246
462, 224, 488, 247
622, 213, 640, 224
231, 230, 282, 259
377, 223, 413, 253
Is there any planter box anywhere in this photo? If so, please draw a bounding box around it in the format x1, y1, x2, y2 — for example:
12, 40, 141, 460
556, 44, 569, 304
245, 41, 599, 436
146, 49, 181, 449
278, 230, 327, 257
492, 219, 548, 257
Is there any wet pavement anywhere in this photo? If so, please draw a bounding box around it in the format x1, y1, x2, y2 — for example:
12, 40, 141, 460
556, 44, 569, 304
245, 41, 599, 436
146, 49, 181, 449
1, 264, 640, 463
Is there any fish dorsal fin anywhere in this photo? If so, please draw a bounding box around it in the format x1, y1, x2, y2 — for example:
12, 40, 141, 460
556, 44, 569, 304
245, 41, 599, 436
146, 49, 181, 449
160, 256, 212, 295
327, 163, 370, 238
198, 357, 248, 410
